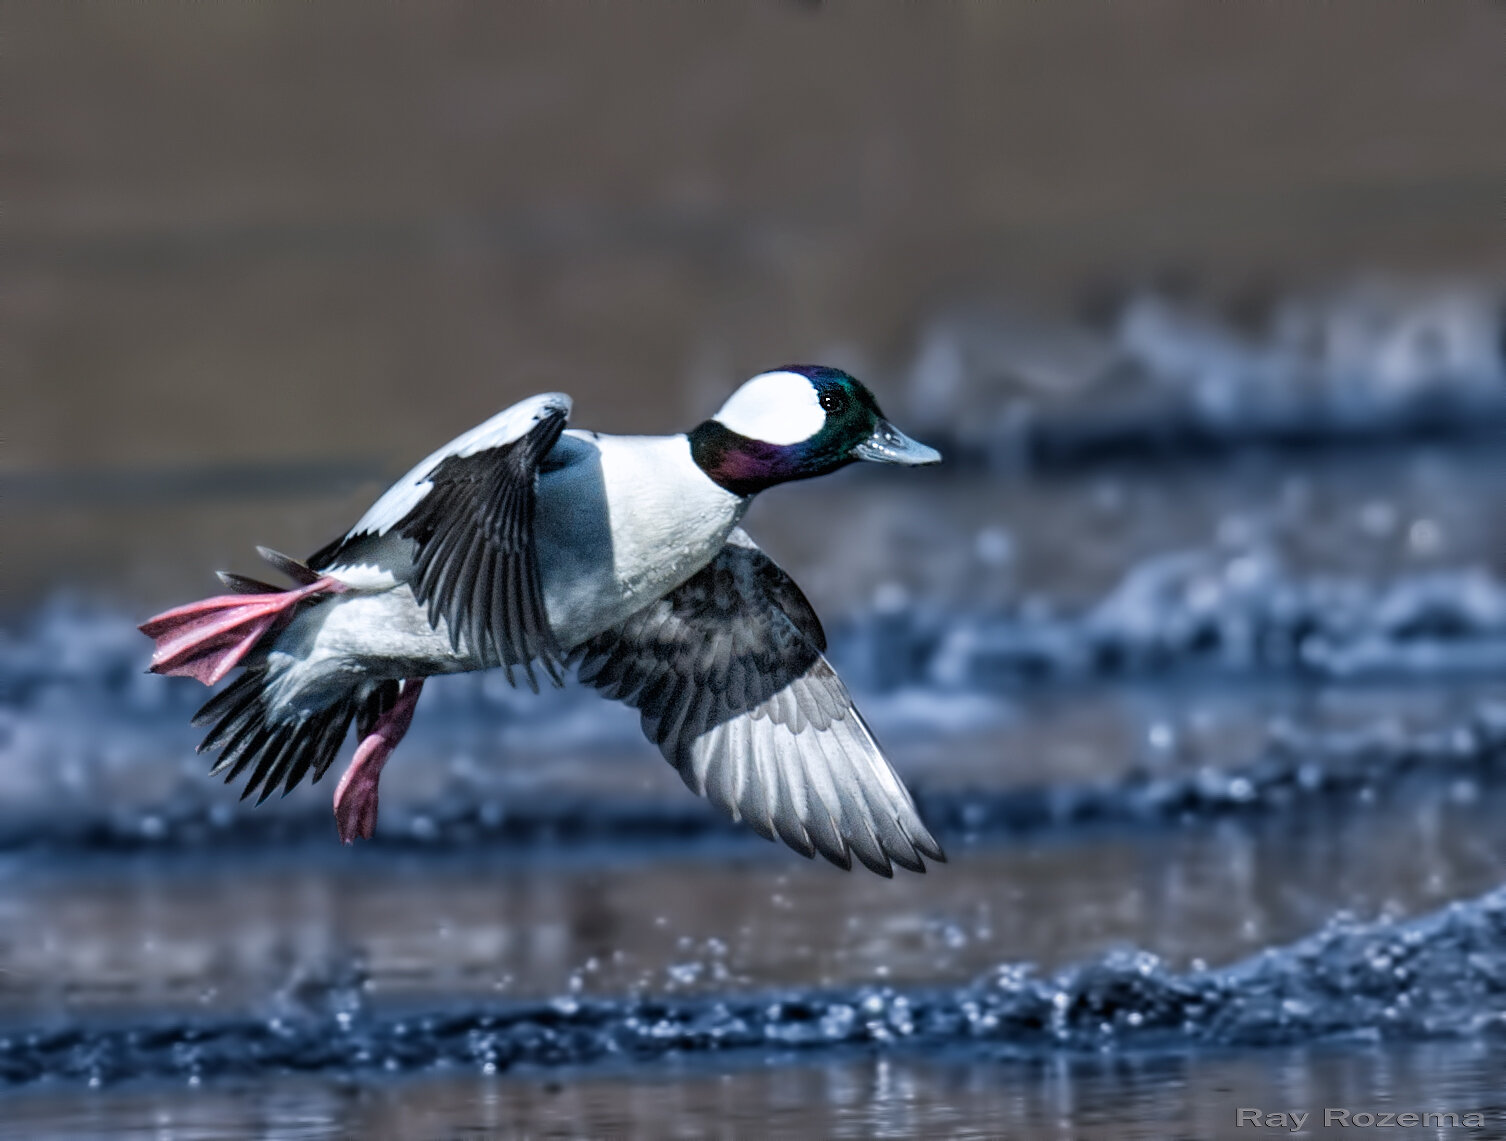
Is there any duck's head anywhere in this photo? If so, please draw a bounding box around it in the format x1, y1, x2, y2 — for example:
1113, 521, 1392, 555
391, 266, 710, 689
689, 365, 940, 496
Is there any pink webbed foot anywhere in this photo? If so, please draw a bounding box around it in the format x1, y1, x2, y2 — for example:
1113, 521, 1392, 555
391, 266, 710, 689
141, 576, 345, 686
333, 679, 425, 844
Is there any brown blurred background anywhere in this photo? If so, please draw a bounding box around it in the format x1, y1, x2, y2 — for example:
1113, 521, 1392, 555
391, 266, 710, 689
7, 1, 1505, 605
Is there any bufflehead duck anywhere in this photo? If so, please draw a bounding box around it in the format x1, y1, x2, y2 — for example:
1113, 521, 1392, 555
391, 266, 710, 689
141, 366, 945, 875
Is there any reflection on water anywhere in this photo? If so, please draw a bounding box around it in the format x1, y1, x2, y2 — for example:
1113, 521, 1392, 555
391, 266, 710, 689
6, 781, 1506, 1024
7, 1041, 1506, 1141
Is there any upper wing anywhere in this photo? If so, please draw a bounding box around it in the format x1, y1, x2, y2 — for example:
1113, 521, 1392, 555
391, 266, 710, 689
312, 392, 571, 689
573, 530, 944, 876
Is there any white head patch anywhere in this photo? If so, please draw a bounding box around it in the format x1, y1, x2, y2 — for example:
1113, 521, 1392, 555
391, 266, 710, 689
714, 371, 826, 446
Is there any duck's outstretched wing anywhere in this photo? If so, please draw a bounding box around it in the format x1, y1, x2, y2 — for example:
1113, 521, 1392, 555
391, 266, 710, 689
311, 393, 571, 689
573, 529, 944, 876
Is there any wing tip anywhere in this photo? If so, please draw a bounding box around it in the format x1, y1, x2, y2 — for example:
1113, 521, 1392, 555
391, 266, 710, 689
854, 849, 896, 878
819, 815, 944, 877
535, 392, 573, 418
901, 815, 947, 866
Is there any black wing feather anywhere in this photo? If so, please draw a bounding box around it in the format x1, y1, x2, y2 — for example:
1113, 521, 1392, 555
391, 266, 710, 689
394, 407, 567, 689
573, 532, 942, 876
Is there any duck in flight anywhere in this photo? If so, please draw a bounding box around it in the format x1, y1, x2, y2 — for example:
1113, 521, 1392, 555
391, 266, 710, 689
141, 366, 946, 875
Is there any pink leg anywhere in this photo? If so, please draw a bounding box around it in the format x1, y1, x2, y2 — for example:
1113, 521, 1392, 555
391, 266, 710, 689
333, 679, 425, 844
141, 576, 346, 686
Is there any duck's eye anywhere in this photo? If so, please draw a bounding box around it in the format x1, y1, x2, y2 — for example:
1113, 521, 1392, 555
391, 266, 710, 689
819, 390, 845, 414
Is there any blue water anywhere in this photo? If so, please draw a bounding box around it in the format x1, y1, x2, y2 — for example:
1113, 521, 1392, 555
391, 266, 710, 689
6, 283, 1506, 1134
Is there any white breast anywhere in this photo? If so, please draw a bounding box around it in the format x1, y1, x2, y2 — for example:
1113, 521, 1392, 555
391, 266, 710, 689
274, 430, 745, 703
534, 432, 747, 646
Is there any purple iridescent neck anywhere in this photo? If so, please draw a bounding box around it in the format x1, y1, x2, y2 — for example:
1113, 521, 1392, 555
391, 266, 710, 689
688, 420, 848, 497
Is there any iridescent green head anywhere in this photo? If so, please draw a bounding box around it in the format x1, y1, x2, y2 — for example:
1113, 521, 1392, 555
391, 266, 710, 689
688, 365, 941, 496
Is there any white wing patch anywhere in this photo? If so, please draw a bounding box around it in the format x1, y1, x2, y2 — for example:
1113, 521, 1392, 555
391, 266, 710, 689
348, 392, 572, 538
714, 371, 825, 446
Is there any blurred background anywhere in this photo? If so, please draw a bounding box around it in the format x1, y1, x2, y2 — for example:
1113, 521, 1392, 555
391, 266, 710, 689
6, 3, 1506, 1137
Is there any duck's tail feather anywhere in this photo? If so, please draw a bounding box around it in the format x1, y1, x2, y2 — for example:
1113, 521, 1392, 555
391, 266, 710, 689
255, 545, 323, 585
194, 670, 392, 806
216, 571, 282, 595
